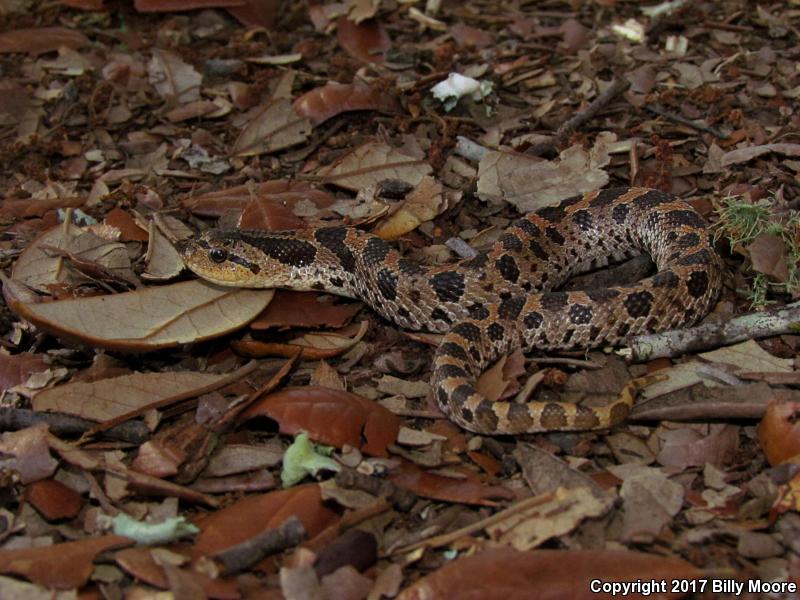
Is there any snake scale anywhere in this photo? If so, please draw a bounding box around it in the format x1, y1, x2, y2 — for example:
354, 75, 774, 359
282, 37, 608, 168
179, 187, 723, 435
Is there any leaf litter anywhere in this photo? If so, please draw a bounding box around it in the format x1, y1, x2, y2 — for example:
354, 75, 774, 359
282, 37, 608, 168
0, 0, 798, 598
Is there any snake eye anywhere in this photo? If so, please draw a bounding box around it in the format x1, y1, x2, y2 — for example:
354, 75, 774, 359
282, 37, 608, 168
209, 248, 228, 263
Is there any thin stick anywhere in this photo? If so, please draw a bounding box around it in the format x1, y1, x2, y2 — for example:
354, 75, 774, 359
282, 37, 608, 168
79, 360, 261, 443
528, 78, 630, 156
645, 105, 729, 139
391, 490, 556, 555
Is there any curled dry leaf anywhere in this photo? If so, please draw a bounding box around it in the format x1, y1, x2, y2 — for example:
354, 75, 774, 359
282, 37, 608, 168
232, 98, 312, 157
315, 141, 432, 192
389, 461, 514, 506
33, 370, 233, 422
294, 82, 400, 125
336, 17, 390, 63
193, 484, 338, 557
232, 320, 368, 359
7, 280, 274, 352
0, 535, 131, 590
0, 424, 59, 484
476, 143, 610, 211
241, 386, 400, 457
397, 548, 701, 600
141, 224, 185, 281
0, 27, 89, 55
371, 176, 446, 240
757, 398, 800, 466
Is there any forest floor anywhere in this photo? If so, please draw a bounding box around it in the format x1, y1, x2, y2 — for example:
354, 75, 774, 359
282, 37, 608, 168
0, 0, 799, 598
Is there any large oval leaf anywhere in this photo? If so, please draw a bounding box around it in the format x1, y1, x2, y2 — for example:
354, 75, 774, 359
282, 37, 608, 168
6, 279, 273, 352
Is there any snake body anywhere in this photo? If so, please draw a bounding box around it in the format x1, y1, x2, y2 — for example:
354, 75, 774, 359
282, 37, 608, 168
179, 187, 722, 434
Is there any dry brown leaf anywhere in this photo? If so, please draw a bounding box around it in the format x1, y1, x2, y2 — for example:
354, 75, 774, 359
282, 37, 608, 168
476, 142, 610, 210
33, 370, 231, 421
389, 461, 514, 506
747, 232, 790, 283
336, 17, 390, 63
0, 424, 59, 484
0, 535, 131, 589
241, 386, 400, 457
294, 82, 400, 125
7, 280, 273, 352
141, 225, 184, 281
397, 547, 701, 600
721, 143, 800, 167
193, 484, 339, 557
183, 180, 335, 218
0, 352, 48, 390
315, 141, 432, 192
232, 98, 312, 156
147, 49, 202, 103
371, 176, 445, 240
489, 486, 614, 550
250, 290, 362, 330
0, 27, 89, 55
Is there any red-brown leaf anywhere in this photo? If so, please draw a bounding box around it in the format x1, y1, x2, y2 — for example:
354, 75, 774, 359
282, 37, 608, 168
0, 535, 131, 589
26, 478, 84, 520
0, 27, 89, 55
193, 484, 338, 557
239, 196, 307, 230
336, 17, 391, 63
241, 386, 399, 457
397, 548, 701, 600
0, 352, 48, 390
389, 461, 514, 506
250, 291, 361, 330
183, 180, 335, 218
757, 398, 800, 466
294, 82, 400, 126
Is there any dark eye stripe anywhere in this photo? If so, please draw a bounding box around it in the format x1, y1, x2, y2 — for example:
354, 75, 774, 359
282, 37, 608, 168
229, 254, 261, 274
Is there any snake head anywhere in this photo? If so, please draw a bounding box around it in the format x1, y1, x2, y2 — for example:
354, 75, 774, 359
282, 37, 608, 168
178, 230, 267, 287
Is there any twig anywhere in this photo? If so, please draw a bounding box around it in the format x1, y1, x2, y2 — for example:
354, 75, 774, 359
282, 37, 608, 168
528, 78, 631, 157
624, 301, 800, 362
645, 105, 729, 139
213, 516, 306, 576
391, 490, 556, 555
0, 408, 149, 444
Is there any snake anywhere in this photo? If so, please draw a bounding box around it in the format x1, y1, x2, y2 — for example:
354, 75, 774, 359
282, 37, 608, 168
178, 187, 723, 435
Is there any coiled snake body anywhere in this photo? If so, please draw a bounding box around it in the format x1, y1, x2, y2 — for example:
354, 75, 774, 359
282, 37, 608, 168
180, 187, 722, 434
